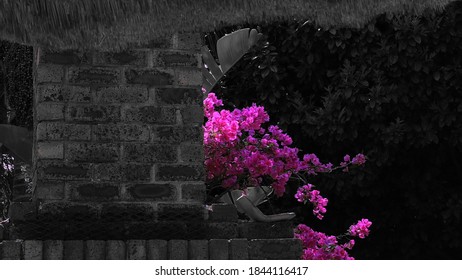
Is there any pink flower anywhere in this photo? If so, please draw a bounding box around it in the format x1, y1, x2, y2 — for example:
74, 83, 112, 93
348, 219, 372, 239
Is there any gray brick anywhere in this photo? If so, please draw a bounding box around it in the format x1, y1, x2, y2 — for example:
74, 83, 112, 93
249, 239, 302, 260
85, 240, 106, 260
209, 239, 229, 260
123, 143, 177, 163
37, 64, 64, 83
147, 240, 167, 260
180, 144, 204, 163
168, 240, 187, 260
94, 50, 147, 66
24, 240, 43, 260
64, 240, 84, 259
155, 88, 202, 105
176, 68, 202, 86
67, 182, 120, 201
41, 50, 89, 65
106, 240, 126, 260
180, 106, 203, 124
36, 103, 65, 121
176, 33, 202, 51
127, 240, 146, 260
128, 183, 177, 200
38, 85, 91, 103
0, 240, 22, 260
37, 142, 64, 159
125, 68, 174, 86
155, 51, 199, 67
157, 164, 204, 181
95, 85, 148, 103
151, 126, 202, 144
93, 124, 149, 142
180, 183, 206, 202
66, 105, 120, 122
230, 239, 248, 260
43, 240, 64, 260
189, 240, 208, 260
125, 106, 176, 124
207, 204, 238, 222
38, 160, 91, 180
68, 67, 120, 85
35, 181, 65, 200
66, 143, 119, 162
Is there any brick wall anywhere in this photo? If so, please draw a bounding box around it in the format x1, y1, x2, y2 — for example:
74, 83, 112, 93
0, 238, 302, 260
8, 33, 207, 239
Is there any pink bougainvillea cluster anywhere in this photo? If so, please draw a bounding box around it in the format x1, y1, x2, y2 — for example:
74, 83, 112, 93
203, 92, 371, 260
204, 92, 365, 197
294, 219, 372, 260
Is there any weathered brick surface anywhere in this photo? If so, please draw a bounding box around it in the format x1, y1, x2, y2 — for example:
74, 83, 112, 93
38, 85, 92, 103
36, 103, 65, 121
64, 240, 84, 259
38, 202, 99, 221
100, 203, 155, 222
180, 144, 204, 163
151, 126, 202, 143
68, 67, 120, 85
123, 143, 177, 163
202, 223, 239, 239
106, 240, 126, 260
92, 163, 152, 182
157, 164, 204, 181
125, 68, 174, 86
36, 64, 64, 83
38, 161, 91, 180
207, 204, 238, 222
155, 51, 199, 67
209, 239, 229, 260
127, 240, 146, 260
66, 143, 120, 162
180, 106, 203, 124
0, 239, 303, 260
37, 142, 64, 159
0, 240, 22, 260
180, 183, 206, 202
41, 50, 89, 65
230, 239, 248, 260
85, 240, 106, 260
43, 240, 64, 260
155, 88, 202, 105
128, 183, 177, 200
93, 124, 149, 142
168, 240, 187, 260
124, 106, 176, 124
34, 181, 65, 200
158, 203, 205, 221
32, 35, 206, 240
66, 105, 120, 122
36, 122, 91, 141
94, 86, 148, 103
238, 221, 294, 239
147, 240, 167, 260
249, 239, 302, 260
189, 240, 208, 260
94, 51, 147, 66
67, 182, 120, 201
24, 240, 43, 260
176, 68, 202, 86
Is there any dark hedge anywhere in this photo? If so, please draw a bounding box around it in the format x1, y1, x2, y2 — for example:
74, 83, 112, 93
211, 1, 462, 259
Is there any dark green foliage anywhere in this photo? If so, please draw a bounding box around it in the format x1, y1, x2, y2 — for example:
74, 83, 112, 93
214, 1, 462, 259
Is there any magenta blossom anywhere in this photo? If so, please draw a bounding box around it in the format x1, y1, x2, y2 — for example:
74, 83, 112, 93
348, 219, 372, 239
